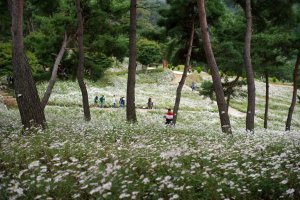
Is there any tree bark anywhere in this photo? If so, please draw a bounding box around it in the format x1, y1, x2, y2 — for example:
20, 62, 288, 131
10, 0, 46, 128
244, 0, 255, 132
223, 76, 240, 113
264, 71, 269, 129
197, 0, 232, 134
226, 92, 231, 113
173, 19, 195, 125
41, 32, 70, 110
126, 0, 137, 123
285, 54, 300, 131
75, 0, 91, 121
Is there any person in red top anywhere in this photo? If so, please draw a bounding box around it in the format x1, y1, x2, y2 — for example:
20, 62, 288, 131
164, 108, 174, 125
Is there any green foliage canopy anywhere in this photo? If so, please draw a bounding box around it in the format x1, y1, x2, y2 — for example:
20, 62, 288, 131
137, 39, 161, 66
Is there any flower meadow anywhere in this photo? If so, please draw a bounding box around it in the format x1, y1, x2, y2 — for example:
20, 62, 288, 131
0, 70, 300, 199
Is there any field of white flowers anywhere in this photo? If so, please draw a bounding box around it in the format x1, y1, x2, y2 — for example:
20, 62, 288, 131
0, 69, 299, 199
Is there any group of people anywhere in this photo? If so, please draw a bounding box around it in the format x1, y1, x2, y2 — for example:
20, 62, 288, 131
94, 95, 125, 108
93, 95, 173, 125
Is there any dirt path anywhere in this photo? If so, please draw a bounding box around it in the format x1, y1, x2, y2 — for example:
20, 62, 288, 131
172, 73, 183, 84
228, 106, 246, 118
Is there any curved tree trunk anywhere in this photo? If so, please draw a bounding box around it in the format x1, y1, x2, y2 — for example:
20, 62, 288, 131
226, 93, 231, 113
41, 32, 70, 110
10, 0, 46, 128
126, 0, 137, 123
197, 0, 232, 134
285, 54, 300, 131
264, 71, 269, 129
173, 19, 195, 125
244, 0, 255, 132
223, 75, 240, 113
75, 0, 91, 121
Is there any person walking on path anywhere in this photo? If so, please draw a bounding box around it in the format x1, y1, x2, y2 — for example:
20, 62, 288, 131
112, 95, 116, 108
99, 95, 105, 108
164, 108, 174, 125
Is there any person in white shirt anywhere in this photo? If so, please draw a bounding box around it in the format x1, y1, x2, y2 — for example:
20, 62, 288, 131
112, 95, 116, 108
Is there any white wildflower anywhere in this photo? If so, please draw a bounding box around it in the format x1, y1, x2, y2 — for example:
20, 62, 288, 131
70, 157, 79, 162
90, 186, 102, 195
280, 179, 288, 184
119, 193, 130, 199
286, 188, 295, 195
28, 161, 40, 170
102, 182, 112, 190
170, 194, 179, 200
142, 178, 150, 184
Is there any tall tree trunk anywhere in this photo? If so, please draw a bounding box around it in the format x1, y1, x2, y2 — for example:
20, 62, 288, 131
126, 0, 137, 123
244, 0, 255, 132
264, 71, 269, 129
197, 0, 232, 134
173, 19, 195, 125
223, 75, 240, 113
10, 0, 46, 128
226, 93, 231, 113
285, 54, 300, 131
41, 32, 70, 110
75, 0, 91, 121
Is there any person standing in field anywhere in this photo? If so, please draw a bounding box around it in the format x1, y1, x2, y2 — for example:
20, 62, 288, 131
99, 95, 105, 108
112, 95, 116, 108
164, 108, 174, 125
191, 82, 196, 91
94, 96, 99, 105
148, 97, 153, 109
120, 97, 125, 108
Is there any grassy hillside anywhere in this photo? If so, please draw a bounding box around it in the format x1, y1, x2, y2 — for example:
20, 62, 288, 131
0, 69, 299, 199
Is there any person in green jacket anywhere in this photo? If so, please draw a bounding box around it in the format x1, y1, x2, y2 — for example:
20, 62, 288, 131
99, 95, 105, 108
94, 96, 99, 104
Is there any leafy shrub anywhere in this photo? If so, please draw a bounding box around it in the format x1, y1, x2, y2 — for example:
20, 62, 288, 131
200, 80, 214, 100
33, 71, 51, 82
0, 42, 12, 76
26, 51, 42, 74
85, 53, 113, 81
137, 39, 161, 66
271, 77, 278, 83
196, 66, 202, 73
0, 41, 46, 80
